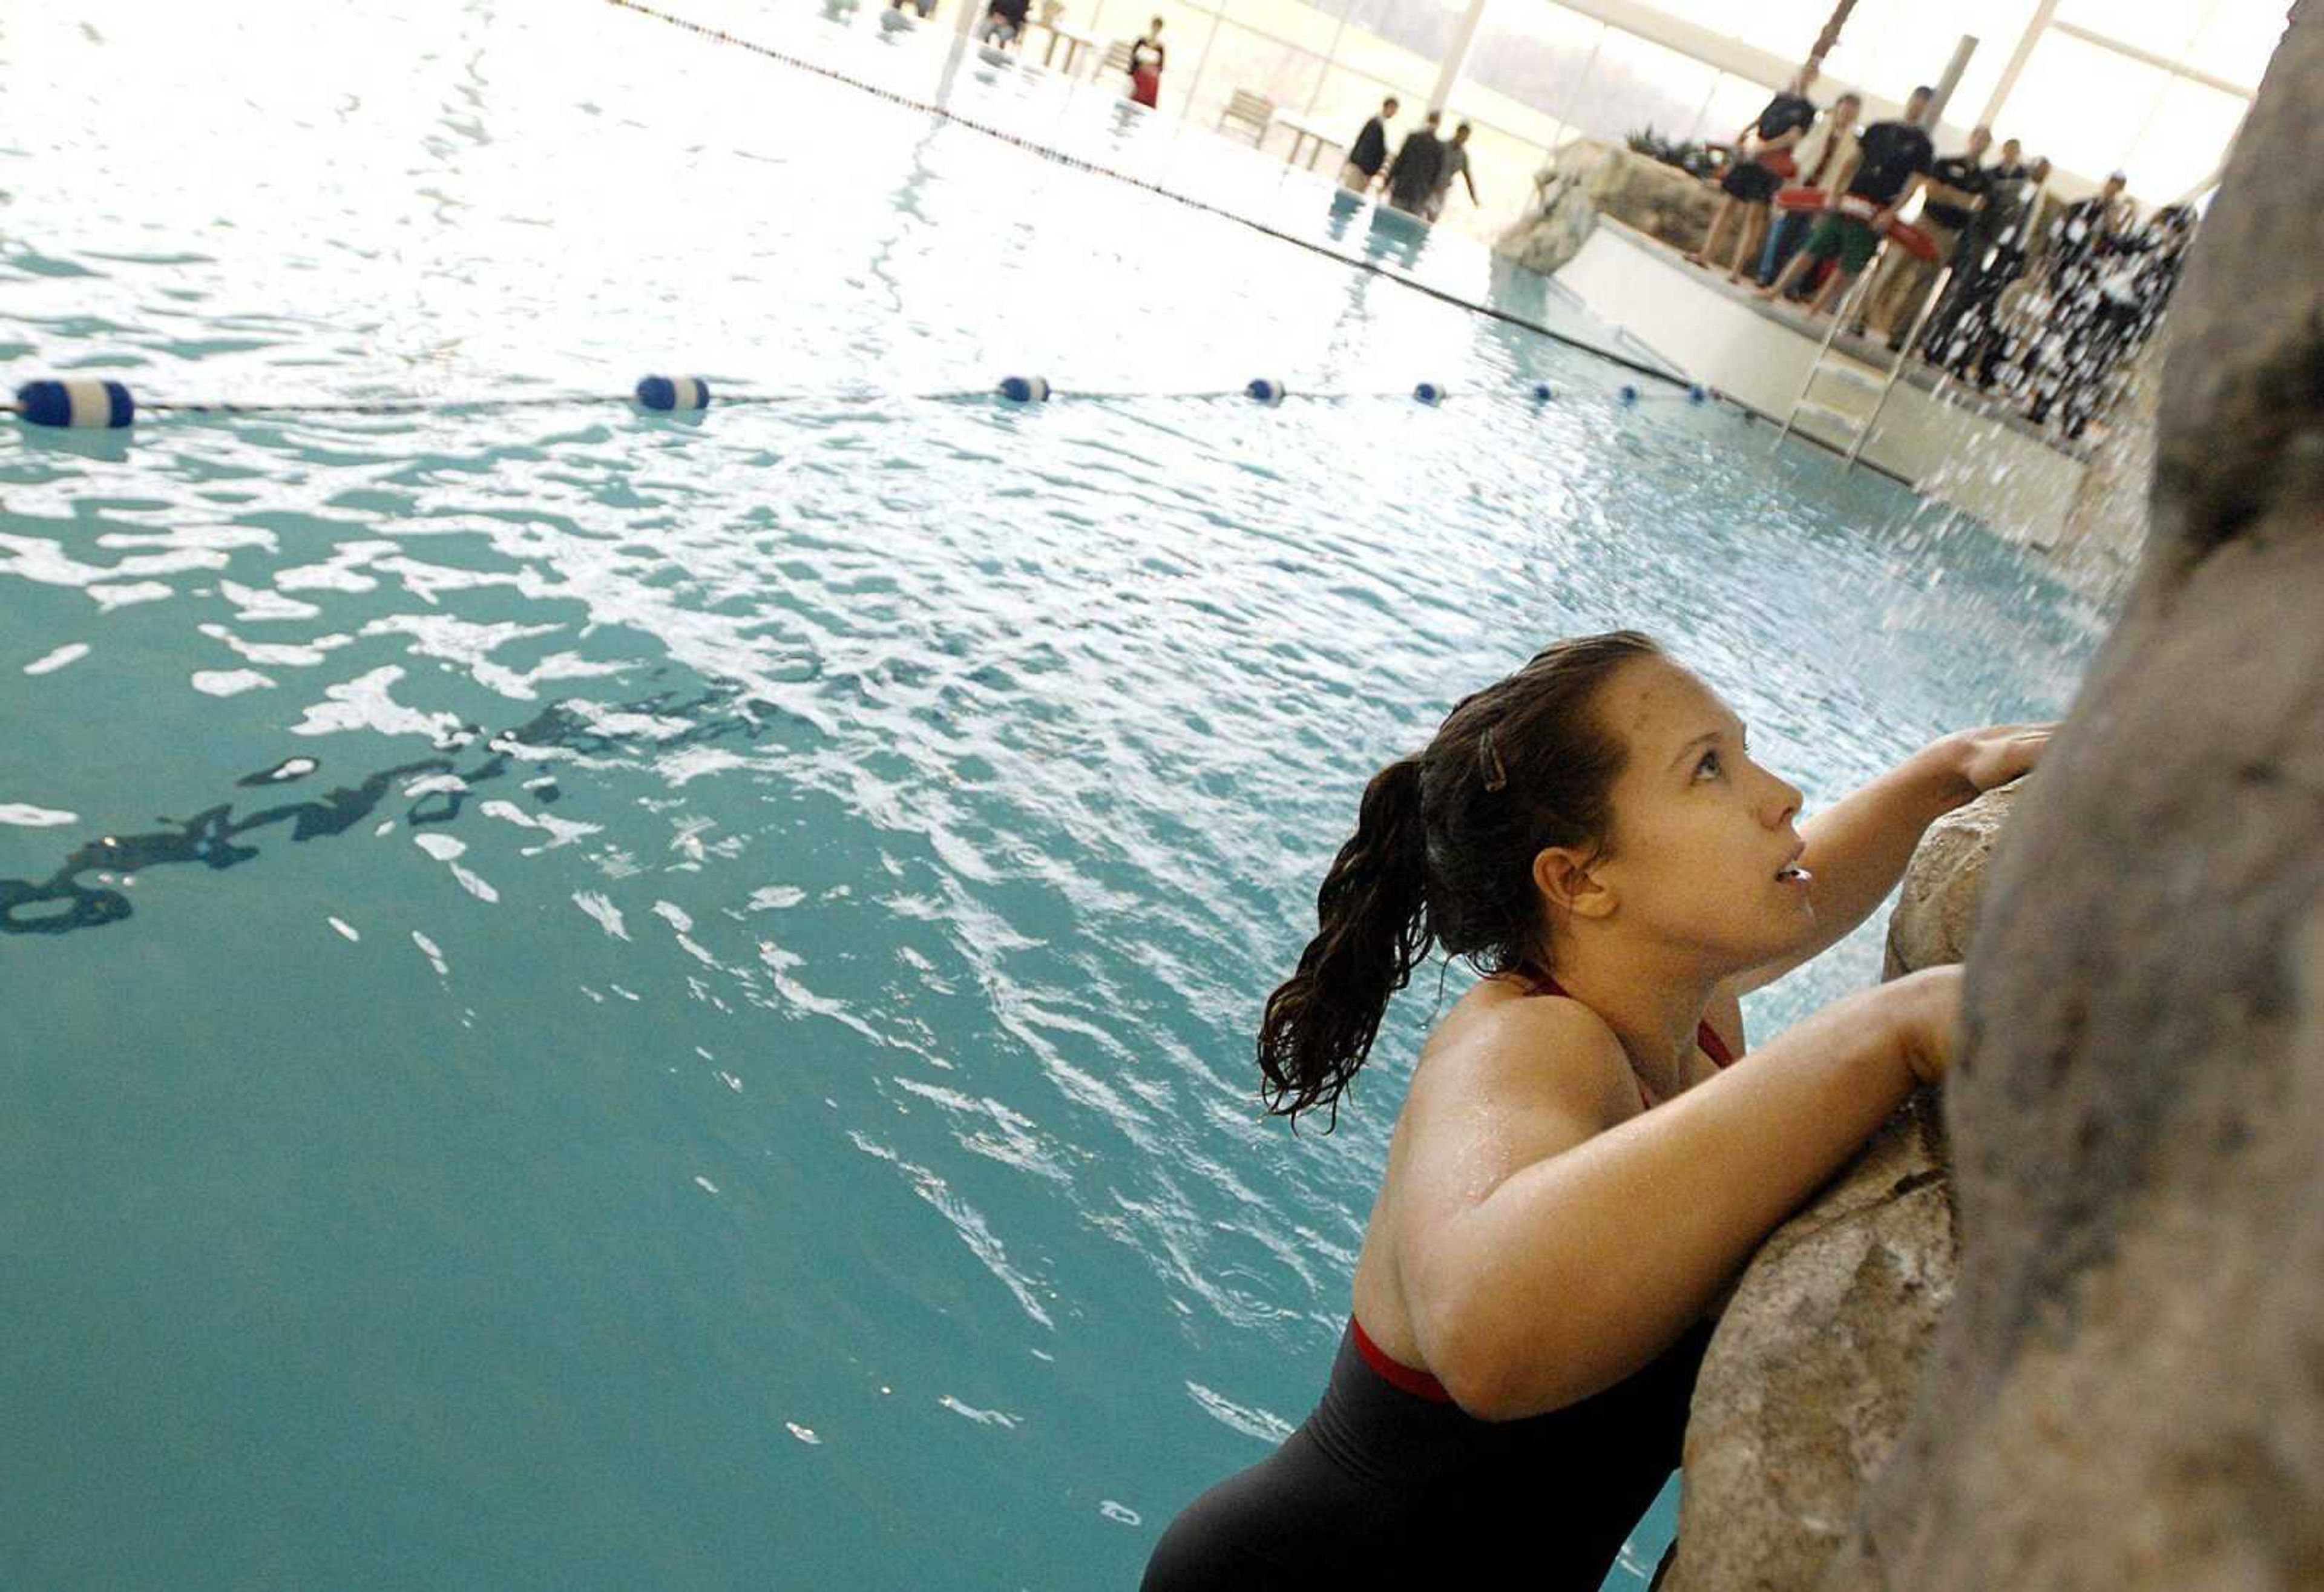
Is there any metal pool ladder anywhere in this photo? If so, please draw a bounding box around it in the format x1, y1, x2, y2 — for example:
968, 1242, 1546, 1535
1776, 255, 1954, 470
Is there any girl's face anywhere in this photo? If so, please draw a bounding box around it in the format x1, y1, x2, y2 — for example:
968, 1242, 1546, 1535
1582, 656, 1813, 974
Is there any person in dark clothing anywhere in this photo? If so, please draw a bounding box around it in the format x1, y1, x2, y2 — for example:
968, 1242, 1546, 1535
1689, 63, 1819, 280
1926, 154, 2050, 383
1141, 634, 2049, 1592
1921, 139, 2024, 353
1759, 85, 1935, 317
2016, 170, 2133, 422
2129, 203, 2196, 327
1862, 124, 1992, 344
2046, 171, 2132, 278
1757, 91, 1860, 288
977, 0, 1028, 47
1384, 110, 1446, 216
1340, 96, 1399, 194
2034, 180, 2189, 437
1425, 121, 1480, 220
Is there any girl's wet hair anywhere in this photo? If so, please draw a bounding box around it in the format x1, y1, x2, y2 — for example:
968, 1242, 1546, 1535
1256, 631, 1663, 1130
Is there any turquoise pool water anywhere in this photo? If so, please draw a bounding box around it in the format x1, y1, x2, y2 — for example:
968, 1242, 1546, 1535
3, 2, 2103, 1586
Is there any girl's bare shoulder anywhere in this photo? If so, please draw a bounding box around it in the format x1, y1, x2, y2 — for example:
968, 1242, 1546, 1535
1408, 978, 1640, 1127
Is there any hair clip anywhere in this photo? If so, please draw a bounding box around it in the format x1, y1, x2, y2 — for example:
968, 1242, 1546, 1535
1479, 726, 1509, 792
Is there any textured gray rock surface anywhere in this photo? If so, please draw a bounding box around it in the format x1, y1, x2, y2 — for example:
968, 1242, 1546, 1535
1655, 791, 2017, 1592
1817, 10, 2324, 1589
1493, 143, 1719, 276
1495, 144, 1605, 278
1881, 783, 2022, 981
1656, 1093, 1955, 1592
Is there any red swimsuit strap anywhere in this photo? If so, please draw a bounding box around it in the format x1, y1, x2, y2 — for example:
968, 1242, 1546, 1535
1536, 972, 1733, 1071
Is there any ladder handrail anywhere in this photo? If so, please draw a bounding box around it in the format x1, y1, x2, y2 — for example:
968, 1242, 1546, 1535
1846, 262, 1955, 467
1774, 251, 1885, 447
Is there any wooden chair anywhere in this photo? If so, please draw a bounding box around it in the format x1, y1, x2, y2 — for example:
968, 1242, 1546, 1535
1217, 89, 1275, 146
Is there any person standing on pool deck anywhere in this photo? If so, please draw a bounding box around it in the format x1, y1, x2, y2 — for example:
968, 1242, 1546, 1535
1920, 137, 2028, 355
1928, 154, 2051, 385
1759, 84, 1936, 318
1341, 97, 1398, 194
1756, 90, 1860, 289
1687, 62, 1819, 280
1861, 123, 1994, 347
1142, 632, 2050, 1589
1126, 17, 1166, 109
1424, 122, 1480, 221
1384, 111, 1446, 217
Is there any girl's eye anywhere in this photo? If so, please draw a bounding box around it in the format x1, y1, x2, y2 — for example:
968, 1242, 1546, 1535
1695, 750, 1722, 781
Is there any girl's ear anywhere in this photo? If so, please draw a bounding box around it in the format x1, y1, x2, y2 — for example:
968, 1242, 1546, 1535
1531, 846, 1615, 922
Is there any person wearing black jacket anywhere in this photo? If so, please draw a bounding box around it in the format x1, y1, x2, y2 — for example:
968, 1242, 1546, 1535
1758, 85, 1935, 317
1385, 111, 1447, 217
1341, 97, 1399, 194
1863, 124, 1992, 345
1921, 139, 2023, 352
1926, 154, 2050, 383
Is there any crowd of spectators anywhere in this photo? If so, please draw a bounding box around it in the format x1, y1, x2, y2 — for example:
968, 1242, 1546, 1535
934, 6, 2188, 446
1682, 67, 2198, 440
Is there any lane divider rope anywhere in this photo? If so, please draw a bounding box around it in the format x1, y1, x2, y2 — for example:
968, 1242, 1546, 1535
11, 373, 1716, 429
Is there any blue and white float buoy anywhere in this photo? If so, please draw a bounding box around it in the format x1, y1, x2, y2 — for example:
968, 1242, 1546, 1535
635, 375, 711, 412
1531, 382, 1555, 403
1414, 381, 1444, 406
1687, 383, 1708, 404
1247, 378, 1285, 406
1618, 384, 1640, 404
16, 378, 136, 429
998, 375, 1051, 403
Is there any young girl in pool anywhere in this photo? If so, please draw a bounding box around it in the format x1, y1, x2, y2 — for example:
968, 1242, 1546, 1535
1142, 631, 2049, 1589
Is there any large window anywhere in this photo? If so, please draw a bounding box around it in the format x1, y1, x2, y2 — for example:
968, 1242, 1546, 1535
1640, 0, 1829, 64
2053, 0, 2286, 85
2003, 29, 2180, 179
1987, 2, 2279, 199
2177, 0, 2293, 88
2115, 73, 2251, 200
1820, 0, 2044, 125
1460, 0, 1607, 130
1041, 0, 2286, 243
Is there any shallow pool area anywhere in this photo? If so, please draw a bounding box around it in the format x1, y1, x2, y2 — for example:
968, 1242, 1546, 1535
2, 2, 2107, 1587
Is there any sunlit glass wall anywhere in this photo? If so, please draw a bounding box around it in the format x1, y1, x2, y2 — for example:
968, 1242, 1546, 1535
1000, 0, 2285, 242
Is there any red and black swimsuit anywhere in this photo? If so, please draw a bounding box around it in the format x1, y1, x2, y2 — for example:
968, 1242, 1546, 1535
1144, 993, 1736, 1589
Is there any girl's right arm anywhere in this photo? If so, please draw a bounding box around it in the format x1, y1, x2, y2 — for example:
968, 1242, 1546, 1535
1394, 967, 1957, 1421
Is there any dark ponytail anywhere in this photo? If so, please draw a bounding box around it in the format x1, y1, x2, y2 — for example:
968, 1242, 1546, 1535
1258, 757, 1432, 1130
1257, 631, 1662, 1131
